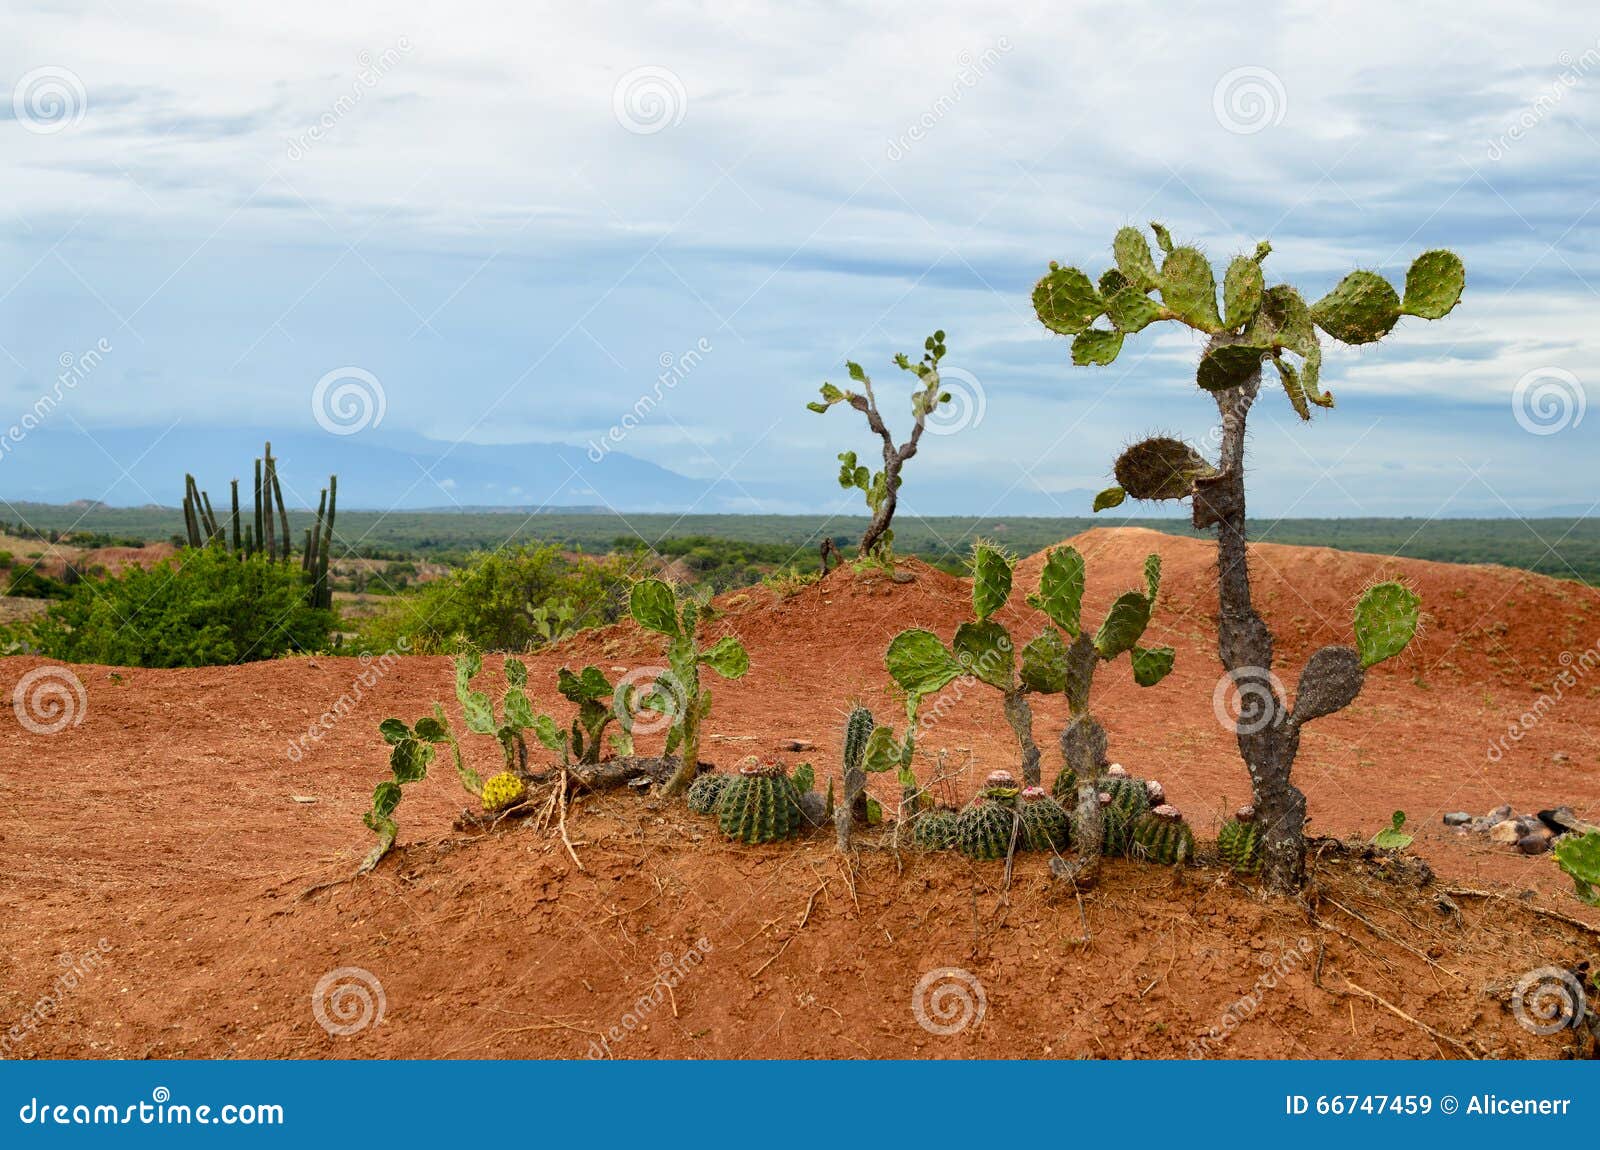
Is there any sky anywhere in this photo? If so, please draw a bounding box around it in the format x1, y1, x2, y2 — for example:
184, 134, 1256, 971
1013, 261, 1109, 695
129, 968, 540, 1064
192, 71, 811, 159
2, 0, 1597, 518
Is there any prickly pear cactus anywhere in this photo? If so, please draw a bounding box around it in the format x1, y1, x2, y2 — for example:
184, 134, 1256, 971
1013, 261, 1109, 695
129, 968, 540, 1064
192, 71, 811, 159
1018, 786, 1071, 852
1353, 580, 1421, 668
686, 771, 731, 816
956, 789, 1018, 861
482, 771, 527, 813
1132, 805, 1195, 865
1218, 805, 1262, 875
1100, 772, 1151, 855
717, 762, 803, 844
911, 807, 960, 851
1553, 830, 1600, 907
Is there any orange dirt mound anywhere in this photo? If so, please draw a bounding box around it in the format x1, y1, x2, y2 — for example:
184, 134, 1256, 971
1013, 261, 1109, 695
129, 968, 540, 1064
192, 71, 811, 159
2, 528, 1596, 1060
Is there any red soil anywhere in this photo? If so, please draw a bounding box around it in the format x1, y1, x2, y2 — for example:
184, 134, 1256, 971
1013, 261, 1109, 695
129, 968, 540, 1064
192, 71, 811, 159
2, 528, 1596, 1060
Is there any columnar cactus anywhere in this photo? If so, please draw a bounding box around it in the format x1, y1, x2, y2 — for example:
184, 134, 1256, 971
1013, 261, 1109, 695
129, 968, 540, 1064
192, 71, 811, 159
627, 578, 750, 796
687, 771, 731, 815
1018, 785, 1071, 852
1218, 805, 1262, 875
717, 762, 804, 844
807, 331, 955, 562
1034, 222, 1460, 891
834, 704, 878, 851
1132, 805, 1196, 866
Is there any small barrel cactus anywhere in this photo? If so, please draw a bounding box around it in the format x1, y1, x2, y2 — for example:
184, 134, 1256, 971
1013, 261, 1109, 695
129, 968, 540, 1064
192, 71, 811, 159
482, 771, 528, 812
1218, 805, 1262, 875
1132, 804, 1195, 865
687, 771, 731, 816
1050, 766, 1079, 803
956, 788, 1018, 861
911, 807, 960, 851
1018, 785, 1071, 851
717, 762, 803, 844
1101, 772, 1151, 855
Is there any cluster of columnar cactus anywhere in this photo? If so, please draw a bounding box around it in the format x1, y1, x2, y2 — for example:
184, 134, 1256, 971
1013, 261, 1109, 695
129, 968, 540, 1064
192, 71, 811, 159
1218, 806, 1262, 875
1035, 221, 1460, 890
716, 762, 805, 844
181, 441, 339, 609
627, 578, 750, 796
807, 331, 954, 561
1132, 805, 1196, 866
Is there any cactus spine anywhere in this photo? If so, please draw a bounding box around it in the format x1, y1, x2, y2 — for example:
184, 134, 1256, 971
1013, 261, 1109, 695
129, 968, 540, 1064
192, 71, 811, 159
717, 763, 803, 844
686, 771, 731, 816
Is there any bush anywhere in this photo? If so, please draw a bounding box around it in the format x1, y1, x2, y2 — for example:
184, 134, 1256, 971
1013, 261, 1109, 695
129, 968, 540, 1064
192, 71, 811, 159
349, 543, 638, 654
16, 547, 334, 667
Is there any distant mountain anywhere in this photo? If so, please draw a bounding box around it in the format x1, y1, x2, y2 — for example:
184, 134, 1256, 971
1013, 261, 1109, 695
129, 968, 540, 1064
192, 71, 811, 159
1, 426, 1105, 515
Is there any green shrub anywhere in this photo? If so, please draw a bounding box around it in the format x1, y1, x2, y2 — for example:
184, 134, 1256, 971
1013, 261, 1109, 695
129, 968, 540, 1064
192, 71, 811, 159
16, 547, 333, 667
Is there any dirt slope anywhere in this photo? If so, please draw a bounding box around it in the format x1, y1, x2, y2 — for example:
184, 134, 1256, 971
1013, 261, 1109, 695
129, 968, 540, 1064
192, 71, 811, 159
1, 529, 1596, 1060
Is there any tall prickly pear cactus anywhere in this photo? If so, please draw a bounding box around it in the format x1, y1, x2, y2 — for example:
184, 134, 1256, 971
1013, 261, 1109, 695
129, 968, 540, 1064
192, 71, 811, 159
834, 704, 877, 851
807, 331, 955, 562
1033, 222, 1461, 891
627, 578, 750, 797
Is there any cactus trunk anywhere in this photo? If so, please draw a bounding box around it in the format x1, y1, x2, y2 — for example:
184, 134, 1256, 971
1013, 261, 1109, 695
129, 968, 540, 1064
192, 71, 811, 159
229, 479, 242, 553
1000, 688, 1041, 787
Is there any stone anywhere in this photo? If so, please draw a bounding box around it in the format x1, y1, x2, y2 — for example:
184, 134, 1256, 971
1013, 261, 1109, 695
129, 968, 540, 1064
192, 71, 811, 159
797, 790, 829, 828
785, 739, 815, 752
1538, 806, 1581, 834
1489, 819, 1522, 845
1442, 811, 1472, 827
1487, 803, 1514, 824
1517, 829, 1554, 855
1552, 751, 1570, 764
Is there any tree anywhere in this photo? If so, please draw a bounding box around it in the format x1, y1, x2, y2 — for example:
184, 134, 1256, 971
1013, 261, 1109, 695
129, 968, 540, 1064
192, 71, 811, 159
1032, 222, 1460, 891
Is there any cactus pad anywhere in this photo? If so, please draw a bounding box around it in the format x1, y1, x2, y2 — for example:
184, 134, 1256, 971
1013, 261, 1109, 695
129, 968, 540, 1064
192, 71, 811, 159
911, 807, 960, 851
1222, 255, 1264, 329
956, 793, 1017, 861
1018, 786, 1071, 852
717, 763, 803, 844
1033, 264, 1104, 335
1353, 581, 1421, 667
1113, 437, 1216, 502
1113, 226, 1160, 290
1310, 270, 1402, 345
1159, 247, 1222, 331
1132, 805, 1195, 865
482, 771, 527, 813
1401, 250, 1465, 320
1552, 830, 1600, 907
686, 771, 731, 815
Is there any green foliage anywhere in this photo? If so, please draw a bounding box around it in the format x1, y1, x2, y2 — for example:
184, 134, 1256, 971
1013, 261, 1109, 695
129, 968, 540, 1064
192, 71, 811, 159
1132, 808, 1195, 865
911, 808, 960, 851
19, 548, 333, 667
1354, 581, 1422, 668
454, 646, 563, 773
1370, 810, 1414, 851
956, 794, 1017, 861
1018, 788, 1071, 852
716, 766, 803, 844
1218, 811, 1262, 875
686, 771, 732, 816
360, 712, 454, 873
627, 578, 750, 794
1552, 830, 1600, 907
557, 664, 618, 765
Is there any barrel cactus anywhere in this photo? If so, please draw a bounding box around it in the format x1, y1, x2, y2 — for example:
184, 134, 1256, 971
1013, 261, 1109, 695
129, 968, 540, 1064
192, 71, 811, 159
1018, 785, 1071, 852
956, 784, 1018, 861
718, 762, 803, 844
482, 770, 527, 813
1099, 771, 1151, 855
687, 771, 731, 816
1218, 805, 1262, 875
1050, 765, 1079, 804
912, 807, 960, 851
1132, 804, 1196, 865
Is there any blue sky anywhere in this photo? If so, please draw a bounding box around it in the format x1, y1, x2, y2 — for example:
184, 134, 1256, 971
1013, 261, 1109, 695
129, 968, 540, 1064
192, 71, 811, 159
1, 1, 1596, 517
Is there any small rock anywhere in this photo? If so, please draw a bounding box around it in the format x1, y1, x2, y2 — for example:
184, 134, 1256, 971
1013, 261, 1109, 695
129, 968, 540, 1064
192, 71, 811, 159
1442, 811, 1472, 827
1517, 831, 1553, 856
785, 739, 815, 752
1489, 819, 1522, 845
797, 791, 829, 828
1538, 806, 1580, 834
1552, 751, 1570, 764
1487, 803, 1514, 824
